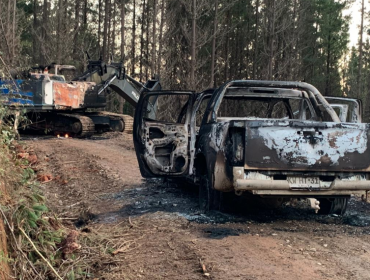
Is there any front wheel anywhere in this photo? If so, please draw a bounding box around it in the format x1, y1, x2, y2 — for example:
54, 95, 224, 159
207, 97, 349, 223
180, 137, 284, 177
317, 197, 349, 215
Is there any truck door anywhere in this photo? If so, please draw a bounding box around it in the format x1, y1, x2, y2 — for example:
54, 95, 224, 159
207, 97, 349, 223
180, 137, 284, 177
133, 91, 194, 178
324, 97, 363, 123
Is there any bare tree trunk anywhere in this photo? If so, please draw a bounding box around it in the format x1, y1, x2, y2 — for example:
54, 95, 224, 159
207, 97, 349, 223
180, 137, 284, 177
131, 0, 136, 75
56, 0, 63, 63
253, 0, 259, 79
11, 0, 16, 62
120, 0, 125, 59
107, 0, 112, 60
210, 0, 218, 88
224, 10, 230, 81
73, 0, 81, 57
139, 0, 146, 82
190, 0, 196, 90
151, 0, 157, 76
111, 0, 117, 58
357, 0, 365, 98
268, 0, 275, 80
33, 0, 38, 64
365, 73, 370, 122
41, 0, 48, 65
291, 0, 298, 80
106, 0, 113, 113
244, 15, 250, 79
325, 32, 331, 96
83, 0, 88, 25
98, 0, 102, 49
157, 0, 165, 76
119, 0, 125, 113
145, 0, 150, 80
102, 0, 109, 61
7, 0, 11, 40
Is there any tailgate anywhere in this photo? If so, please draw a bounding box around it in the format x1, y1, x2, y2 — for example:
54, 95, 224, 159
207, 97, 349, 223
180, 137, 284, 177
244, 120, 370, 172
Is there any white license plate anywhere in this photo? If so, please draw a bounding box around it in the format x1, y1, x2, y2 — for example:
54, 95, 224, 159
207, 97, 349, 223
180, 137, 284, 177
287, 177, 320, 189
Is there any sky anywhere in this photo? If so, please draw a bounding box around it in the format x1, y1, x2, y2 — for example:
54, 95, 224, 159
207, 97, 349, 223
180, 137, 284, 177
346, 0, 370, 47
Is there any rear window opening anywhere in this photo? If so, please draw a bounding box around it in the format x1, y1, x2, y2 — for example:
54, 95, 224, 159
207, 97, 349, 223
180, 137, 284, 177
217, 96, 313, 120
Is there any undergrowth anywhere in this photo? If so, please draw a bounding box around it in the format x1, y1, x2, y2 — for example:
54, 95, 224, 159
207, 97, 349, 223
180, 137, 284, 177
0, 59, 81, 280
0, 104, 68, 279
0, 119, 136, 279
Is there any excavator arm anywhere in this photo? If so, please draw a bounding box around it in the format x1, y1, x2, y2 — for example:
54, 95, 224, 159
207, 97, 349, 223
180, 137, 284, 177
73, 58, 161, 107
102, 71, 161, 107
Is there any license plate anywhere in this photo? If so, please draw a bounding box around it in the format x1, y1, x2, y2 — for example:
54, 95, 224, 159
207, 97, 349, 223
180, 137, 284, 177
287, 177, 320, 190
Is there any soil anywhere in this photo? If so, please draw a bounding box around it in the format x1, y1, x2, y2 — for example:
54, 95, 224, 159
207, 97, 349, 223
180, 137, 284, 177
25, 132, 370, 280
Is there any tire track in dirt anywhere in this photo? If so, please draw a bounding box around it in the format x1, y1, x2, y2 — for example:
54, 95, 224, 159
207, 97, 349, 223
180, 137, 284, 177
27, 134, 370, 280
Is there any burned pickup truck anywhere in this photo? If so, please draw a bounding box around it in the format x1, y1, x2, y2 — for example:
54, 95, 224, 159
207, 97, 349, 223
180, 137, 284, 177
133, 80, 370, 215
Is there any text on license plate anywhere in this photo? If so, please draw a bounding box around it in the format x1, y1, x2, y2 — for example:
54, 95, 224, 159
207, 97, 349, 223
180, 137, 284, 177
287, 177, 320, 189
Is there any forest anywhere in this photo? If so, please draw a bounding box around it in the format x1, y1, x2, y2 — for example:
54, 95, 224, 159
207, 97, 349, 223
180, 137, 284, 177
0, 0, 369, 120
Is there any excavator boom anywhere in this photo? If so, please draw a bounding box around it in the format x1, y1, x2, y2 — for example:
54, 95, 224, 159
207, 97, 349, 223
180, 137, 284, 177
73, 58, 161, 108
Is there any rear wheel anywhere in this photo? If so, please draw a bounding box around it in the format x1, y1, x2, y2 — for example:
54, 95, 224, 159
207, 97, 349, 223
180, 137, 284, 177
317, 197, 349, 215
199, 173, 222, 213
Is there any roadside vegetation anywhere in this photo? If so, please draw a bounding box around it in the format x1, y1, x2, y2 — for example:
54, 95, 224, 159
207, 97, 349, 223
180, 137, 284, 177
0, 93, 69, 279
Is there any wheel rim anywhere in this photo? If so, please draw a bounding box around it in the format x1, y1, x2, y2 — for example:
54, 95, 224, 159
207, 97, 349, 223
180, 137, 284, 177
71, 121, 82, 134
114, 120, 125, 132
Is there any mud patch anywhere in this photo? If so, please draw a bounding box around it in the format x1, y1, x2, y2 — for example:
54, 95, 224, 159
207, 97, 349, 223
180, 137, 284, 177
203, 227, 249, 239
343, 214, 370, 227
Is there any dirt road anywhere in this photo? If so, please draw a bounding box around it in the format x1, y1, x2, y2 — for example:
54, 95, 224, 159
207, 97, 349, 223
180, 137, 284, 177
27, 133, 370, 280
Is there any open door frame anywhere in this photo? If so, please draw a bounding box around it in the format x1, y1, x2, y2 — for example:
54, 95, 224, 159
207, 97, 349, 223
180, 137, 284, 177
133, 91, 195, 178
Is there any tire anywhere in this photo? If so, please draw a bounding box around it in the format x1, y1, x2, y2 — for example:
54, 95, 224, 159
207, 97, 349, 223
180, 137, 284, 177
317, 197, 349, 215
111, 119, 125, 132
199, 173, 222, 213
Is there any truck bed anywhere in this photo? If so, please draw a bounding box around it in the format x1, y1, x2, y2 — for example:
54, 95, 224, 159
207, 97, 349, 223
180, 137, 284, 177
223, 119, 370, 172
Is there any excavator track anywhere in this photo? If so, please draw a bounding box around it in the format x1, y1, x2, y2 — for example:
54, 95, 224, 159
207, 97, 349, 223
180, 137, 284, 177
98, 112, 134, 134
56, 113, 96, 138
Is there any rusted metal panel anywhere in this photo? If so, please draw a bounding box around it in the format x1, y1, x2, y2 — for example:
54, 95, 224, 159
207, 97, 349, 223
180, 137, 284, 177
243, 121, 370, 172
142, 123, 189, 175
52, 81, 94, 109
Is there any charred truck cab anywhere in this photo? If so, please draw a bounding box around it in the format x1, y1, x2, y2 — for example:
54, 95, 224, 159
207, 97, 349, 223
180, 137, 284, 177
133, 80, 370, 215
